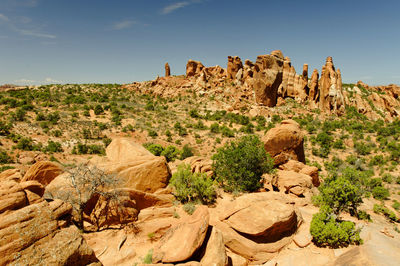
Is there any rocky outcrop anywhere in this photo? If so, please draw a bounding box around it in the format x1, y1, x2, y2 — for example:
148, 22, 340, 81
253, 50, 284, 106
214, 192, 302, 264
154, 206, 210, 263
165, 63, 171, 77
101, 138, 171, 193
280, 58, 308, 102
227, 56, 243, 80
263, 120, 305, 165
272, 170, 314, 196
200, 227, 228, 266
0, 173, 99, 265
279, 160, 320, 187
22, 161, 63, 186
186, 60, 205, 77
309, 69, 319, 103
319, 56, 345, 114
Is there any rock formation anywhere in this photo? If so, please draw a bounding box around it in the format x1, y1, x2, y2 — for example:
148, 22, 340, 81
22, 160, 63, 186
253, 50, 284, 106
0, 170, 100, 265
227, 56, 243, 80
165, 62, 171, 77
319, 56, 345, 114
262, 119, 305, 165
186, 60, 204, 77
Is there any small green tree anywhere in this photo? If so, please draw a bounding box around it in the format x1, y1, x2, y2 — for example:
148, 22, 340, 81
310, 206, 363, 248
170, 164, 216, 204
212, 135, 274, 192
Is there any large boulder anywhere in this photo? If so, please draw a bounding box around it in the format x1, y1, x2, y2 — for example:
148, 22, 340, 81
262, 120, 305, 165
154, 206, 210, 263
214, 192, 302, 264
22, 161, 63, 186
200, 227, 228, 266
279, 160, 320, 187
0, 177, 99, 265
273, 170, 313, 197
102, 138, 171, 193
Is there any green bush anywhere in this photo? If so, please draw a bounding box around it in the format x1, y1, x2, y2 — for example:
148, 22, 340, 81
161, 145, 180, 162
0, 121, 11, 135
310, 206, 362, 248
144, 143, 164, 156
44, 140, 63, 153
72, 143, 105, 155
210, 122, 220, 133
212, 135, 274, 192
372, 186, 390, 200
180, 144, 194, 160
317, 176, 363, 215
94, 104, 104, 115
0, 150, 12, 164
170, 164, 216, 204
373, 204, 398, 222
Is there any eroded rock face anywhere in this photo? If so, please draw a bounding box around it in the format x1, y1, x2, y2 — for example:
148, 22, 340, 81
154, 206, 210, 263
22, 161, 63, 186
263, 120, 305, 165
0, 174, 99, 266
253, 50, 284, 107
227, 56, 243, 80
186, 60, 205, 77
319, 57, 345, 114
279, 160, 320, 187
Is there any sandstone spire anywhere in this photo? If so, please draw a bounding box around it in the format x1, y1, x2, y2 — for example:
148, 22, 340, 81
165, 63, 171, 77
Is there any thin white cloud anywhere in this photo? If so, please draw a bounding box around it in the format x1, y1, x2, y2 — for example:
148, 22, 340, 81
0, 14, 9, 21
15, 28, 56, 39
14, 77, 62, 85
112, 19, 136, 30
161, 1, 190, 14
44, 77, 62, 84
14, 78, 36, 84
0, 13, 56, 39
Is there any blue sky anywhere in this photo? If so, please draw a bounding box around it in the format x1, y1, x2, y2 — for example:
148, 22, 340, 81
0, 0, 399, 85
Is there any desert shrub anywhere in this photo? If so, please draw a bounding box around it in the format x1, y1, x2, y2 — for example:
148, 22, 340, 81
373, 204, 398, 222
15, 137, 35, 151
210, 122, 220, 133
354, 141, 373, 156
332, 139, 345, 149
369, 155, 385, 166
310, 206, 362, 248
183, 202, 196, 215
147, 129, 158, 138
170, 164, 216, 204
44, 140, 63, 153
72, 143, 105, 155
372, 186, 390, 200
220, 126, 234, 138
143, 249, 153, 264
382, 173, 393, 183
212, 135, 274, 192
161, 145, 180, 162
144, 143, 164, 156
180, 144, 194, 160
122, 124, 134, 132
102, 137, 112, 148
0, 150, 12, 164
94, 104, 104, 115
317, 176, 363, 216
0, 121, 11, 135
392, 200, 400, 211
174, 122, 187, 136
47, 112, 60, 124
